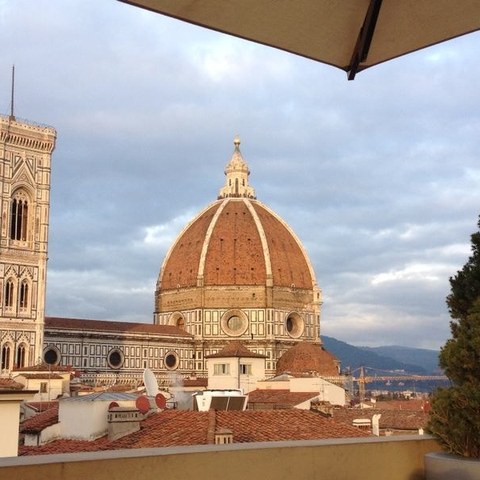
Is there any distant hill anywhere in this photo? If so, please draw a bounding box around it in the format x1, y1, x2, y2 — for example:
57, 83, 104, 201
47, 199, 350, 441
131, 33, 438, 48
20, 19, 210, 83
321, 336, 439, 374
361, 345, 441, 374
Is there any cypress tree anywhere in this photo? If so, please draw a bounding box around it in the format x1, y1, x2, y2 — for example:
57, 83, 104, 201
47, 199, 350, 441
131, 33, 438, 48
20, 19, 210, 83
427, 216, 480, 458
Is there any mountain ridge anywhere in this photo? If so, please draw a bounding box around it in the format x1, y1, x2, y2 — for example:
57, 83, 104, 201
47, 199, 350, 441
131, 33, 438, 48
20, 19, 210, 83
321, 336, 441, 374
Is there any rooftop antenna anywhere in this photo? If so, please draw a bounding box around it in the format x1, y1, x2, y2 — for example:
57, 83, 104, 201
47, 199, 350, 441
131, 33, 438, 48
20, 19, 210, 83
9, 65, 16, 121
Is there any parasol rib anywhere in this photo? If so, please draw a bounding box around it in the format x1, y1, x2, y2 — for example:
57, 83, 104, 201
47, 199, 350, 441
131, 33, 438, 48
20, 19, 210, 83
347, 0, 383, 80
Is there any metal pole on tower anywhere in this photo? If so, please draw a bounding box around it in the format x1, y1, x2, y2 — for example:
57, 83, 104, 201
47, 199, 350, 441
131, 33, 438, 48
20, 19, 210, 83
9, 65, 16, 121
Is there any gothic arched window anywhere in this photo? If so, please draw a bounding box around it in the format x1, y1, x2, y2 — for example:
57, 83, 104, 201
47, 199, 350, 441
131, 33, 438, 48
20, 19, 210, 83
1, 344, 11, 371
19, 280, 29, 310
4, 279, 14, 308
15, 344, 26, 368
10, 190, 29, 241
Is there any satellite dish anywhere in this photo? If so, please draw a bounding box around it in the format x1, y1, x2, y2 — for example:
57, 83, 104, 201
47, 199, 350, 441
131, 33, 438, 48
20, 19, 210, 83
136, 395, 150, 414
143, 368, 159, 397
155, 393, 166, 409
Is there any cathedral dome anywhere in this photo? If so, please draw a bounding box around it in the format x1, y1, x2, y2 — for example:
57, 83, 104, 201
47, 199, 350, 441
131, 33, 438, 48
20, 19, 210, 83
156, 138, 317, 295
154, 137, 322, 361
275, 342, 340, 377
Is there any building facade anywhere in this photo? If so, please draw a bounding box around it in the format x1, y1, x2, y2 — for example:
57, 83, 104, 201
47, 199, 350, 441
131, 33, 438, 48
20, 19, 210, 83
0, 113, 56, 374
43, 317, 194, 385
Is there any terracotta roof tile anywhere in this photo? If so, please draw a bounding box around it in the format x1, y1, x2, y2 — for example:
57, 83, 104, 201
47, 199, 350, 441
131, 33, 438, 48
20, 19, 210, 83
247, 389, 318, 408
333, 407, 428, 431
215, 410, 369, 443
0, 378, 25, 390
20, 409, 369, 456
25, 401, 58, 413
21, 404, 59, 434
13, 363, 73, 373
373, 399, 426, 411
276, 342, 340, 376
45, 317, 192, 337
183, 378, 208, 387
206, 341, 266, 359
15, 373, 64, 380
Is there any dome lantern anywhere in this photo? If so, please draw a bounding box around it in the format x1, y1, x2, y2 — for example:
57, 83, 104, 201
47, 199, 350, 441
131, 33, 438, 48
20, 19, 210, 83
218, 136, 256, 199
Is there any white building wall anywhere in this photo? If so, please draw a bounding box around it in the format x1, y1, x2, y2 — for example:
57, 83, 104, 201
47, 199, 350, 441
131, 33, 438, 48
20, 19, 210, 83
59, 400, 111, 440
207, 357, 265, 393
24, 423, 61, 447
58, 396, 138, 440
0, 391, 36, 457
13, 375, 63, 402
290, 377, 345, 406
0, 401, 22, 457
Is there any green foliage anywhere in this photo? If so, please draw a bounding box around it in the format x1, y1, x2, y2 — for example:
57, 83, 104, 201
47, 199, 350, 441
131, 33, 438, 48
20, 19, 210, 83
446, 215, 480, 320
428, 382, 480, 458
428, 217, 480, 458
439, 303, 480, 384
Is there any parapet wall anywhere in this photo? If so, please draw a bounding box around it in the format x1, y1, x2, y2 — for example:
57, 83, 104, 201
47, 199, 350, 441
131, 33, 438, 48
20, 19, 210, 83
0, 435, 442, 480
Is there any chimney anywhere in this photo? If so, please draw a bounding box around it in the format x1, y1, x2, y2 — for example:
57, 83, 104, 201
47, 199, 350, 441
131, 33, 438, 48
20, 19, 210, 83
215, 428, 233, 444
372, 413, 382, 436
108, 407, 142, 441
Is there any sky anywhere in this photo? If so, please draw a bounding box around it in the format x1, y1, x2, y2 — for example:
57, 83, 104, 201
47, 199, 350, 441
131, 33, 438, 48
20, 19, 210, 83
1, 1, 479, 350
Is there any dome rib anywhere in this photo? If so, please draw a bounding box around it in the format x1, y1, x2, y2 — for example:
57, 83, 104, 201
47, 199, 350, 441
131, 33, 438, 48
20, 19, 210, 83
251, 201, 317, 290
197, 199, 228, 283
158, 203, 218, 290
202, 198, 267, 286
242, 198, 273, 283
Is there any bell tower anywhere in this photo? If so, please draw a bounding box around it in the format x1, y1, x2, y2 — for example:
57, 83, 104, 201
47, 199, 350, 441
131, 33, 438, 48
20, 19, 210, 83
0, 112, 56, 373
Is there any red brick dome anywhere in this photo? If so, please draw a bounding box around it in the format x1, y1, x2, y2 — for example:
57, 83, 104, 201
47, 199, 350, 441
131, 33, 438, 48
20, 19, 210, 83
157, 136, 317, 293
276, 342, 340, 376
158, 197, 315, 291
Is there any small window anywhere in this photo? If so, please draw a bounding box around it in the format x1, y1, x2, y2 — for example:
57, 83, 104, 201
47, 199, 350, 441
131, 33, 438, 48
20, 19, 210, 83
214, 363, 230, 375
40, 382, 48, 393
240, 364, 252, 375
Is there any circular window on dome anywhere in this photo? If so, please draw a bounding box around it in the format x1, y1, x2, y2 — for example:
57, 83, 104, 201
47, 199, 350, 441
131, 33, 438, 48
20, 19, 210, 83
221, 309, 249, 337
285, 312, 304, 339
164, 351, 179, 370
107, 348, 124, 369
43, 346, 61, 366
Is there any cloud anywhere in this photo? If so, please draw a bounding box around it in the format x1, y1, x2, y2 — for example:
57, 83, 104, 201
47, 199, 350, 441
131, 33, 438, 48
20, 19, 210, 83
137, 212, 197, 249
2, 1, 480, 350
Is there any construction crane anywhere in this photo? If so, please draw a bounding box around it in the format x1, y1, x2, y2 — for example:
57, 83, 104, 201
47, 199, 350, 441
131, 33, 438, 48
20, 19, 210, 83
352, 366, 448, 403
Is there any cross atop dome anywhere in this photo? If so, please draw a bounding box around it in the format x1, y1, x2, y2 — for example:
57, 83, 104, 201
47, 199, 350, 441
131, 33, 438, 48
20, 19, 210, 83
218, 136, 256, 199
